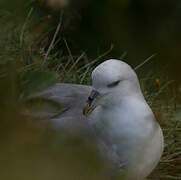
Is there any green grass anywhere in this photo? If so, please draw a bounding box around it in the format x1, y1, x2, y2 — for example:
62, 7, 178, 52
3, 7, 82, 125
0, 5, 181, 180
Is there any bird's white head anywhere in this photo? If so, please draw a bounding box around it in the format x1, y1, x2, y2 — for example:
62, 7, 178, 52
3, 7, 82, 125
83, 59, 142, 116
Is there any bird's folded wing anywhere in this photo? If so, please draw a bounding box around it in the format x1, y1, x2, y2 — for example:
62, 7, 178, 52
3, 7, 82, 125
25, 83, 93, 135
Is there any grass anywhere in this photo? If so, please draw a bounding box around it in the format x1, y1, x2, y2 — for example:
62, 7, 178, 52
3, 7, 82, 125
0, 5, 181, 180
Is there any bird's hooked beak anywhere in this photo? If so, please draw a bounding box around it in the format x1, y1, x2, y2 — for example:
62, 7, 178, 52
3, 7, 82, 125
83, 90, 101, 116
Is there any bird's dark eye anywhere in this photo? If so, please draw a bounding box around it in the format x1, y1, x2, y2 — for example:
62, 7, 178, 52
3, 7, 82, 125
107, 80, 120, 88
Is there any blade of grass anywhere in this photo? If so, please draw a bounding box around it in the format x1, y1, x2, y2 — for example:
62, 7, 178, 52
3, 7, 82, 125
152, 80, 175, 101
20, 7, 34, 47
134, 53, 157, 71
80, 66, 91, 84
119, 51, 127, 60
67, 52, 86, 73
64, 38, 74, 68
43, 11, 64, 63
77, 44, 114, 72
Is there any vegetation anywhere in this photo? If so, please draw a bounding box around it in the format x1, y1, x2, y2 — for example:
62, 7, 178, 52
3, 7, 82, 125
0, 0, 180, 179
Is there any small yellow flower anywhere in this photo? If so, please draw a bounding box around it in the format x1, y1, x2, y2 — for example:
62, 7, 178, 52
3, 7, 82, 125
154, 78, 160, 86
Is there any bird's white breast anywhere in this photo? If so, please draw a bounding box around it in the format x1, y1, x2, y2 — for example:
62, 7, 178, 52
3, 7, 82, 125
90, 97, 163, 179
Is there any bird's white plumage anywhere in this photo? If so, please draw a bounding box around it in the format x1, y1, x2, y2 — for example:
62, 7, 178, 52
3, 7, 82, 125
87, 59, 164, 179
31, 59, 164, 180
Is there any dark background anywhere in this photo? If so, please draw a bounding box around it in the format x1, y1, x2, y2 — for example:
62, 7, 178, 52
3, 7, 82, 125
0, 0, 181, 179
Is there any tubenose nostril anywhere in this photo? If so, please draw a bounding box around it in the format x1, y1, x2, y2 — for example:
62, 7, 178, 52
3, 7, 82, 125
88, 97, 93, 101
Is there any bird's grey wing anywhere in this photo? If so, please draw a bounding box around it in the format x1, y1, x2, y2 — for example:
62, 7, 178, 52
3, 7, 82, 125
26, 83, 128, 176
27, 83, 92, 135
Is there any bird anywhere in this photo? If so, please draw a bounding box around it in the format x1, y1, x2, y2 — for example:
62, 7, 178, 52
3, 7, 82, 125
30, 59, 164, 180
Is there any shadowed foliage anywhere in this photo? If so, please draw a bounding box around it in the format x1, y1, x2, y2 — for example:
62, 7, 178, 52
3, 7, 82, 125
0, 0, 180, 179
